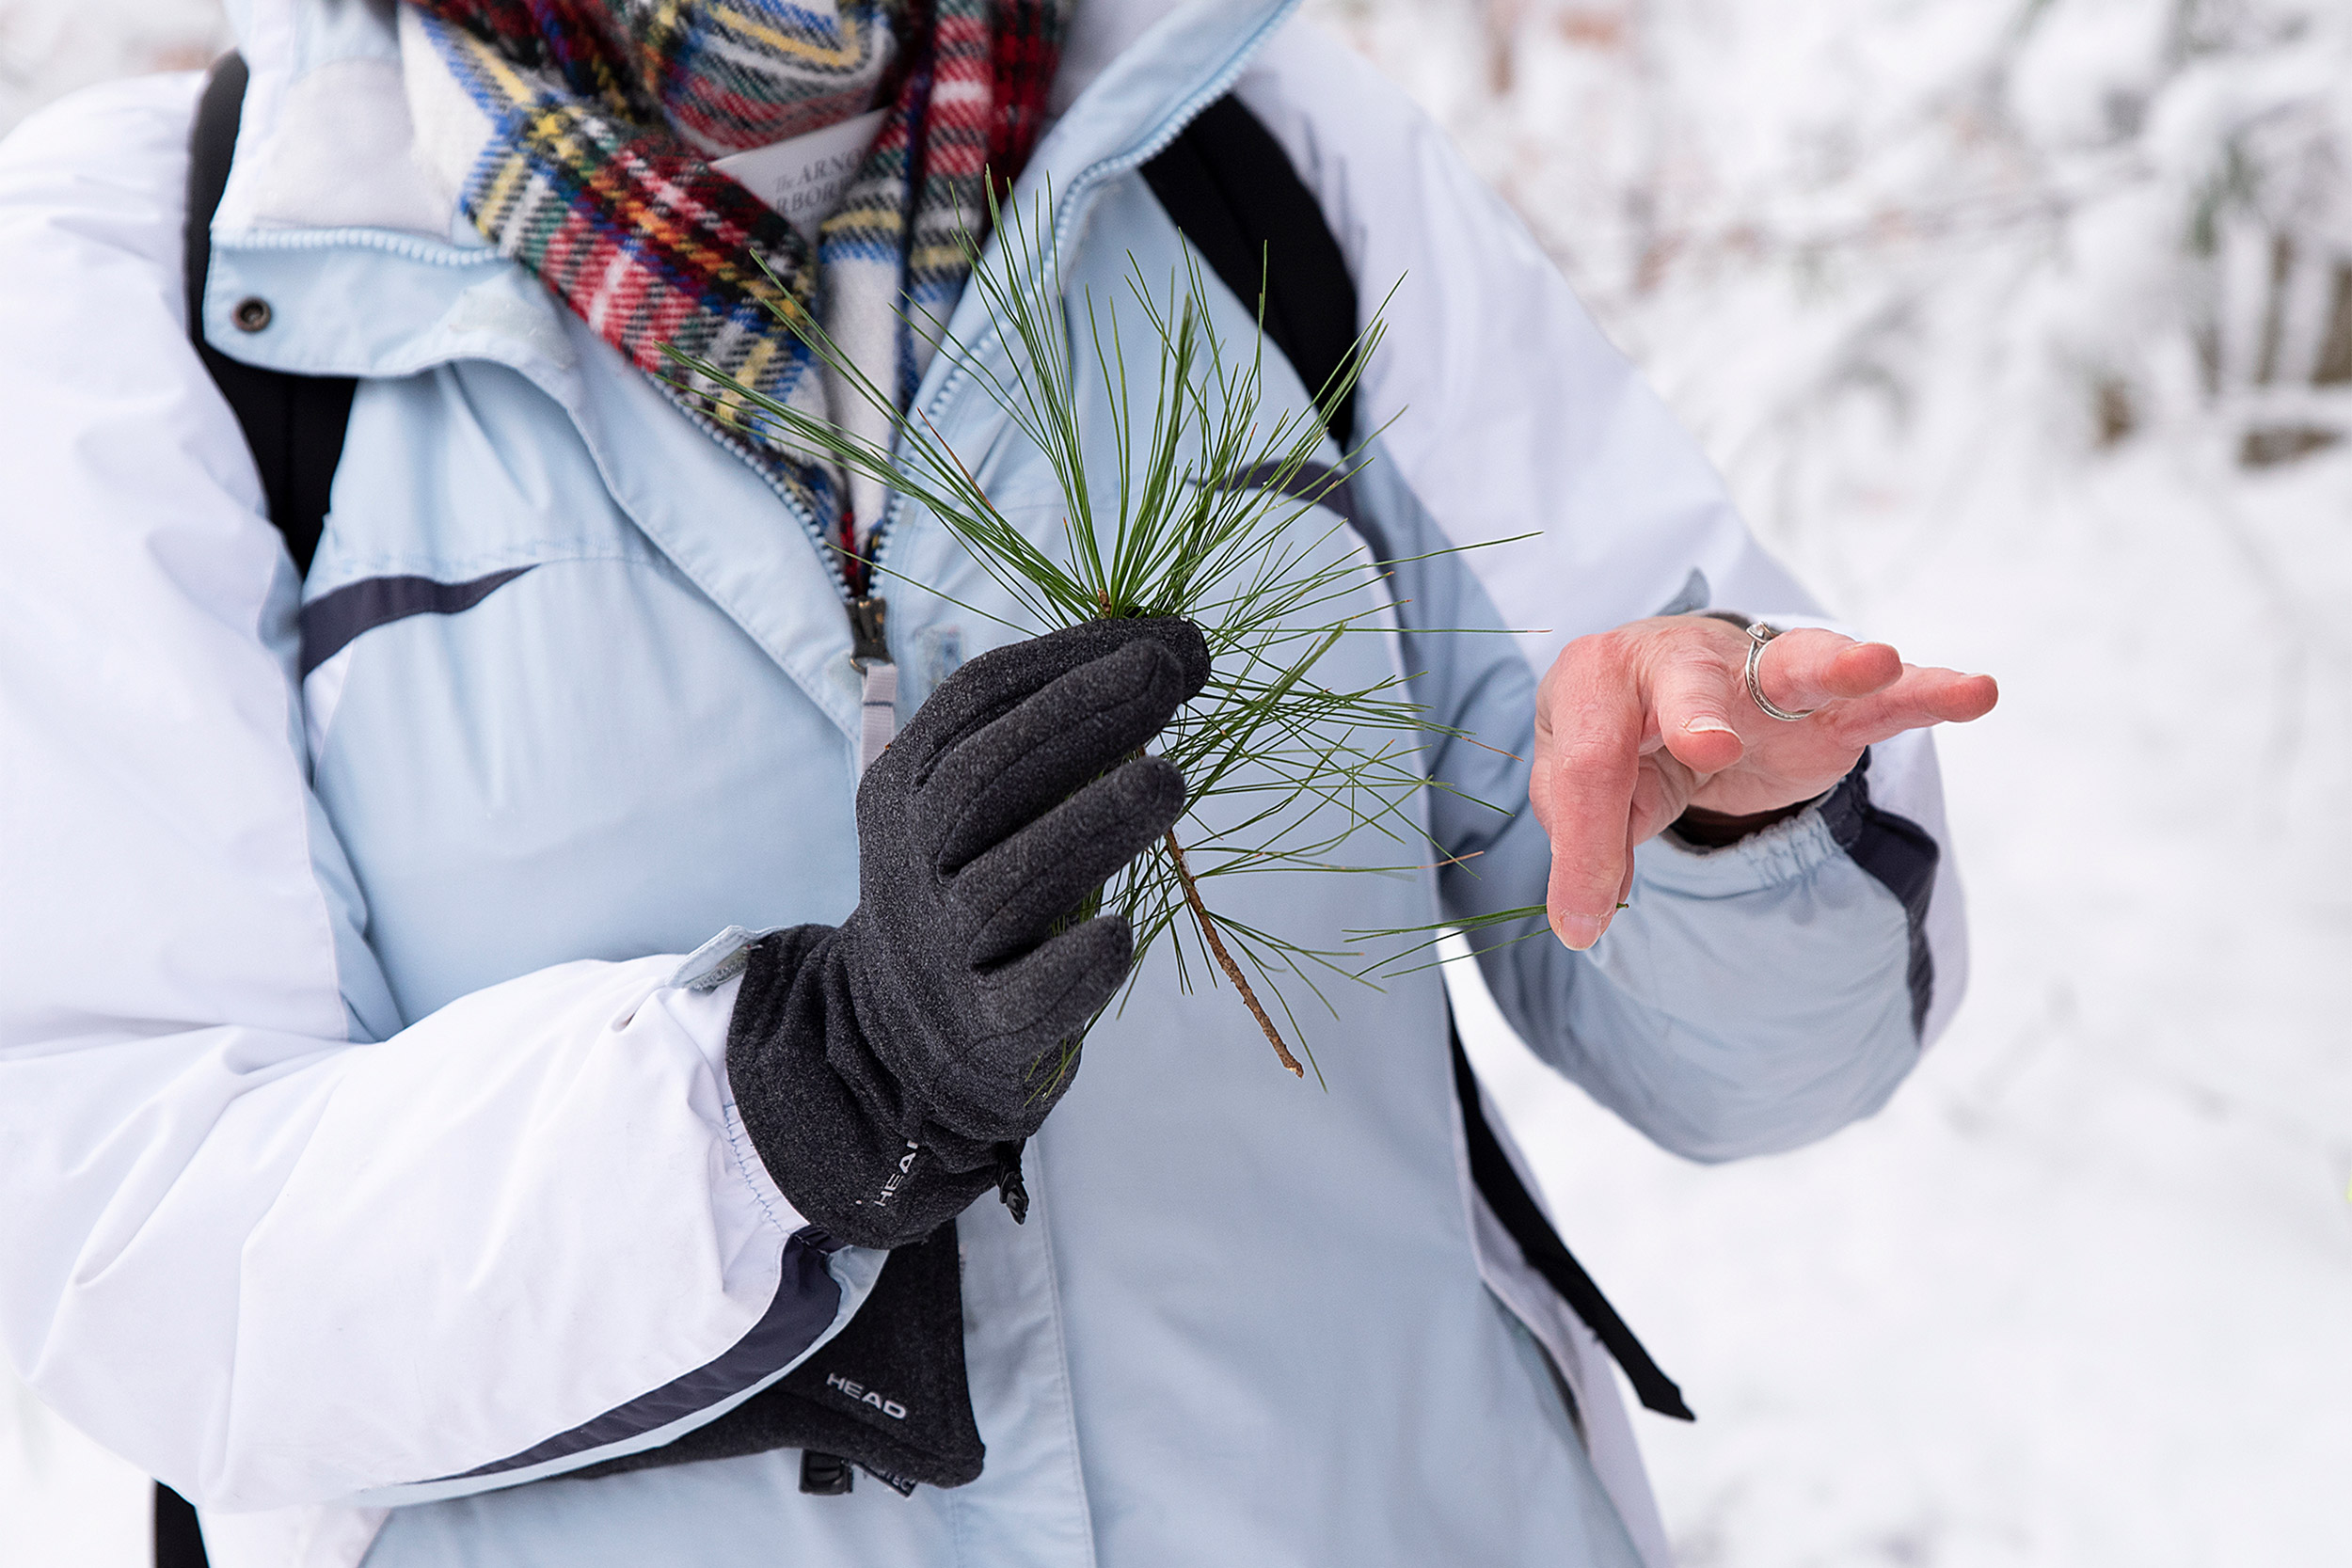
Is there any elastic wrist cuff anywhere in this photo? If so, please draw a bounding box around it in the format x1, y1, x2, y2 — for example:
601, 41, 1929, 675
1641, 766, 1867, 895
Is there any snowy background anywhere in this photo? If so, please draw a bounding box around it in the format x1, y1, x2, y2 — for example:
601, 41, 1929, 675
5, 0, 2349, 1562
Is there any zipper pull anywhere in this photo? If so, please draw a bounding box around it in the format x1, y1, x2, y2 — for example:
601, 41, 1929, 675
848, 595, 890, 666
849, 595, 897, 774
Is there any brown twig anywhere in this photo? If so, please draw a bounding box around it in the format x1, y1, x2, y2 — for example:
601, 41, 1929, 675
1164, 829, 1303, 1077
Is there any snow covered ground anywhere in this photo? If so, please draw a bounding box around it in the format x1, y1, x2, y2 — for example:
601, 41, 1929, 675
4, 1, 2347, 1563
1332, 1, 2352, 1560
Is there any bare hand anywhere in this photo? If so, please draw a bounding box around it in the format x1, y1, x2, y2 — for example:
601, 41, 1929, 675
1529, 617, 1998, 949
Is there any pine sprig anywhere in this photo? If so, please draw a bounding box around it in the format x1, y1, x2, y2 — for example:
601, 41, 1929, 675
663, 189, 1503, 1079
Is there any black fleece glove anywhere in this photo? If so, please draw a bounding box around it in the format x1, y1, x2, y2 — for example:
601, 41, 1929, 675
728, 616, 1210, 1250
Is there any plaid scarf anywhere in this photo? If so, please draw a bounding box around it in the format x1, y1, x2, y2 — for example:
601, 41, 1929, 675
409, 0, 1065, 583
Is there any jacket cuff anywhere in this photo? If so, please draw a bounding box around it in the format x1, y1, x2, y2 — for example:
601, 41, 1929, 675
1640, 767, 1866, 896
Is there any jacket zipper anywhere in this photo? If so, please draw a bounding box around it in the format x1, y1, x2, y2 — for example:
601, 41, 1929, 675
777, 0, 1295, 769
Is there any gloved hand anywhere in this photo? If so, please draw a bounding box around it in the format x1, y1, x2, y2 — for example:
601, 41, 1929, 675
727, 616, 1210, 1250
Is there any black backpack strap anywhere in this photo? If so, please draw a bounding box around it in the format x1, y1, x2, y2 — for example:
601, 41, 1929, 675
152, 1483, 207, 1568
1451, 1030, 1694, 1420
1139, 96, 1360, 449
1142, 99, 1692, 1422
184, 52, 356, 578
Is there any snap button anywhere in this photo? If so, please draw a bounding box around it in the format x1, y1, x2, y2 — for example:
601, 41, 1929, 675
231, 297, 273, 333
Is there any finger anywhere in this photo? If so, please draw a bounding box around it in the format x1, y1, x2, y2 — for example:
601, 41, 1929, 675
1535, 639, 1644, 950
1751, 629, 1902, 717
1649, 643, 1746, 775
895, 616, 1211, 780
925, 636, 1194, 873
950, 616, 1212, 714
958, 757, 1186, 965
1907, 667, 1999, 722
977, 913, 1134, 1070
1813, 665, 2000, 744
1627, 756, 1696, 847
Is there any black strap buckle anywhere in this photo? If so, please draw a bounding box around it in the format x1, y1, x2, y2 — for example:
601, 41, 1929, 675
799, 1449, 854, 1495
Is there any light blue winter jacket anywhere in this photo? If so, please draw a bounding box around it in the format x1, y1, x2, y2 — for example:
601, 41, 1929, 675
0, 3, 1969, 1566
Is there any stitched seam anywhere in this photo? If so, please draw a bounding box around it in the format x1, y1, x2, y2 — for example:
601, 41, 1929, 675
310, 544, 664, 591
215, 225, 501, 266
719, 1091, 792, 1243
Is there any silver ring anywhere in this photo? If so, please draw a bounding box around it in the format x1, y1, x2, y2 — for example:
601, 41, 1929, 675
1743, 623, 1818, 721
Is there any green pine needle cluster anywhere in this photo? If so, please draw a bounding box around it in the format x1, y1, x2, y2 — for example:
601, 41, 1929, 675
666, 191, 1519, 1082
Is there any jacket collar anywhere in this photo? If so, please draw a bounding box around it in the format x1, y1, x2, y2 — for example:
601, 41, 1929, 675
203, 0, 1295, 387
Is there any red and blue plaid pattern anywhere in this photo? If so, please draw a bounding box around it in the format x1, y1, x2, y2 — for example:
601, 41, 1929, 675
413, 0, 1065, 580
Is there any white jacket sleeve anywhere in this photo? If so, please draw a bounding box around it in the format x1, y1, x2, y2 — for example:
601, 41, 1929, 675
0, 75, 872, 1514
1237, 24, 1972, 1158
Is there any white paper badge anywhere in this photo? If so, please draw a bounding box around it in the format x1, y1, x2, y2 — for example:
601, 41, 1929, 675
712, 108, 890, 245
